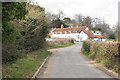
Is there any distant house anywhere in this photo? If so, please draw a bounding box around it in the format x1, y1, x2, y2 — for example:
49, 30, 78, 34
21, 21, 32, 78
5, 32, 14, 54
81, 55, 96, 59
48, 24, 106, 41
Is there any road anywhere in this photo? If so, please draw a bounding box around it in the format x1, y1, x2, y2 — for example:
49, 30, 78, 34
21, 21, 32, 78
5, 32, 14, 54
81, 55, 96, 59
37, 42, 112, 78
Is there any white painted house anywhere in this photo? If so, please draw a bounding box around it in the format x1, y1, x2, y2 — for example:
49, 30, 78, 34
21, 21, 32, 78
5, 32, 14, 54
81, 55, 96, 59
48, 24, 106, 41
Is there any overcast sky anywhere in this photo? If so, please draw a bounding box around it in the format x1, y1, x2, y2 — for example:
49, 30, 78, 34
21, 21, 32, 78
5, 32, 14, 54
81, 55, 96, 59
35, 0, 119, 28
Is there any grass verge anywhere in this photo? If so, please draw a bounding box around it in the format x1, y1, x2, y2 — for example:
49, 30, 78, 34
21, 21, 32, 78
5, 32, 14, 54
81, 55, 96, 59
2, 50, 51, 78
2, 43, 74, 78
46, 43, 74, 49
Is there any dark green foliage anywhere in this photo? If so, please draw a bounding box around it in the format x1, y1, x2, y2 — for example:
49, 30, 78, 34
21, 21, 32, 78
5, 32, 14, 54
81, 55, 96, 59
2, 2, 28, 63
109, 33, 115, 39
82, 41, 90, 53
2, 2, 28, 42
81, 48, 89, 55
2, 4, 48, 63
25, 18, 48, 53
51, 18, 69, 28
2, 2, 28, 21
63, 17, 72, 26
91, 27, 102, 31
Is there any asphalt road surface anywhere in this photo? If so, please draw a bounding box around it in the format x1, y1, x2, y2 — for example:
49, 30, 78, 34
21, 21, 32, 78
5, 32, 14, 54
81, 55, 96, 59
37, 42, 112, 78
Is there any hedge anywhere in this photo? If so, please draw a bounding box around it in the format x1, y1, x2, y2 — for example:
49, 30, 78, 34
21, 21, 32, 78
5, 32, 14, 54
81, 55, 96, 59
46, 39, 74, 47
2, 4, 48, 63
82, 40, 120, 73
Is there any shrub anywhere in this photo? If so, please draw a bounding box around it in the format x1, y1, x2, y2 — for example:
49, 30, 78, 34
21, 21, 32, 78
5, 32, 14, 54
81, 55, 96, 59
82, 48, 89, 55
82, 40, 120, 73
2, 4, 48, 63
89, 52, 95, 60
82, 41, 90, 53
95, 58, 102, 63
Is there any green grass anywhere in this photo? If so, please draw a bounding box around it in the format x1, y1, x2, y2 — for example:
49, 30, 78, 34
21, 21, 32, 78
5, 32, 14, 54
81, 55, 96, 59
81, 48, 90, 55
2, 50, 51, 78
46, 43, 74, 49
82, 48, 95, 60
2, 43, 74, 78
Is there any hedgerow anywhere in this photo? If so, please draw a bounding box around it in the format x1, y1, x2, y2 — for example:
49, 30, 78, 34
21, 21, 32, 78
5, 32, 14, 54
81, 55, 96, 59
82, 40, 120, 73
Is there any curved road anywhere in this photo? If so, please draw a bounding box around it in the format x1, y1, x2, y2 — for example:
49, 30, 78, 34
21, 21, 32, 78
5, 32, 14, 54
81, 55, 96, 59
38, 42, 111, 78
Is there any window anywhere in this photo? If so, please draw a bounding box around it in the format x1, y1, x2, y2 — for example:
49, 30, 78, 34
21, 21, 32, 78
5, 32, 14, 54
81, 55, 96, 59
70, 30, 72, 34
60, 31, 63, 34
65, 31, 67, 34
77, 30, 79, 33
77, 35, 79, 39
55, 31, 58, 34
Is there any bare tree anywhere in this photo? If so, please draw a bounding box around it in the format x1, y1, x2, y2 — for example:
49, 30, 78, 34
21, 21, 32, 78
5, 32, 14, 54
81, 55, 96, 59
82, 16, 92, 27
58, 9, 64, 20
46, 12, 59, 21
46, 12, 60, 28
71, 19, 77, 27
74, 14, 83, 26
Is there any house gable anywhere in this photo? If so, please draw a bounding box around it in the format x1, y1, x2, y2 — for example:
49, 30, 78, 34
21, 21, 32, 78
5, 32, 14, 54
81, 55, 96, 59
79, 30, 89, 41
79, 30, 88, 37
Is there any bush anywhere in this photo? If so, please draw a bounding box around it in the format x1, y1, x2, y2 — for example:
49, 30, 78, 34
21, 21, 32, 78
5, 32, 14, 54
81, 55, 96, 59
82, 48, 89, 55
82, 41, 90, 53
82, 40, 120, 73
89, 52, 95, 60
2, 4, 48, 63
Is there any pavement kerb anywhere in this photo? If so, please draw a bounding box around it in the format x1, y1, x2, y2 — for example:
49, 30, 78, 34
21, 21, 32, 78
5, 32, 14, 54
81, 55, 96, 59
31, 52, 52, 80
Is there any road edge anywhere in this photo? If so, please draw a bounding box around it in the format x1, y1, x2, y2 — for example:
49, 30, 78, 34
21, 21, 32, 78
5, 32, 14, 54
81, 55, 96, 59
80, 48, 119, 79
32, 44, 75, 79
31, 52, 52, 80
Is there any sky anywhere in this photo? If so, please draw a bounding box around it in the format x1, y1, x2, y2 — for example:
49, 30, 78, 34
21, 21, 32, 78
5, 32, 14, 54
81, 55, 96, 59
34, 0, 119, 28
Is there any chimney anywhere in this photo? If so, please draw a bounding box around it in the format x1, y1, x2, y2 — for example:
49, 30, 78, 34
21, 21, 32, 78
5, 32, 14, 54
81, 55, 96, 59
76, 24, 79, 28
61, 24, 64, 29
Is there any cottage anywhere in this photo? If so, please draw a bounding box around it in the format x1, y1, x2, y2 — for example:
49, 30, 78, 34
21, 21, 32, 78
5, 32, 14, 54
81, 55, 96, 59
48, 24, 106, 41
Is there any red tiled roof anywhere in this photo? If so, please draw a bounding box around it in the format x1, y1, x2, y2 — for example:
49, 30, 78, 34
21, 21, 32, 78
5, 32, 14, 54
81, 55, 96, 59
80, 30, 94, 37
92, 35, 104, 38
79, 30, 104, 38
54, 26, 88, 32
48, 26, 104, 38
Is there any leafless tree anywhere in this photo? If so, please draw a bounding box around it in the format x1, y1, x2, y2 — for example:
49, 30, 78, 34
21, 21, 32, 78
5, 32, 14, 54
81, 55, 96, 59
58, 9, 64, 20
74, 14, 83, 26
82, 16, 92, 27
